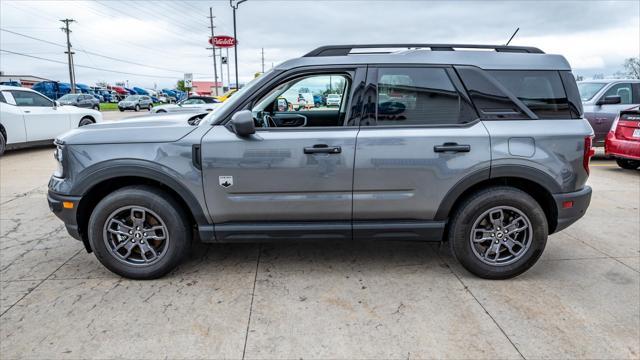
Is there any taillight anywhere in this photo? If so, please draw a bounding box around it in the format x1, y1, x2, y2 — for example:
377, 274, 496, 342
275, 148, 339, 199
583, 136, 595, 174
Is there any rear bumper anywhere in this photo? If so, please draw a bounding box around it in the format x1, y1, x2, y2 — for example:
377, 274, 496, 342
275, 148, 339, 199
552, 186, 592, 233
605, 134, 640, 160
47, 190, 82, 241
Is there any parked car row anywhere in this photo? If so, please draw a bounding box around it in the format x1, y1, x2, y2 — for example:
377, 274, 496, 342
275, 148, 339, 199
152, 96, 221, 114
0, 85, 102, 155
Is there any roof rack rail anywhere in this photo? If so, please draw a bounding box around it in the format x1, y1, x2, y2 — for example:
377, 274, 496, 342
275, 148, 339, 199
303, 44, 545, 57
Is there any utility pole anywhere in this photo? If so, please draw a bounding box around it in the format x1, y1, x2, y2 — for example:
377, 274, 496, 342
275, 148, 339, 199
230, 0, 246, 90
261, 48, 264, 73
208, 7, 219, 96
60, 19, 76, 93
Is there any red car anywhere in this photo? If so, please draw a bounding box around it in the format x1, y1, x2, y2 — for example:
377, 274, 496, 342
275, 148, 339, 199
605, 106, 640, 169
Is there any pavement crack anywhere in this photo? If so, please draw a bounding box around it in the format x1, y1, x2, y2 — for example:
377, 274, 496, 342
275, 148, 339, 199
0, 248, 82, 318
437, 251, 526, 360
242, 244, 261, 360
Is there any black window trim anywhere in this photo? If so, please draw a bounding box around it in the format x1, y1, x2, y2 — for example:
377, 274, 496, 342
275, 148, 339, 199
360, 63, 481, 129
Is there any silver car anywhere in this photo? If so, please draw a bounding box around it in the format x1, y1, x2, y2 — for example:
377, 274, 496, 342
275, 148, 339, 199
152, 96, 220, 114
578, 79, 640, 145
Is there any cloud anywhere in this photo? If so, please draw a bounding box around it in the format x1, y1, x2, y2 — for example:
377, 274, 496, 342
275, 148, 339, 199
1, 0, 638, 88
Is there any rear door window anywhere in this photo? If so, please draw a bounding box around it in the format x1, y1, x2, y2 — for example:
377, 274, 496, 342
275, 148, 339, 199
488, 70, 571, 119
373, 67, 475, 126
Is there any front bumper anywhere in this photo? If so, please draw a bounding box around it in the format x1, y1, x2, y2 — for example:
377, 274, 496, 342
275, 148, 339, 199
552, 186, 592, 233
47, 190, 82, 241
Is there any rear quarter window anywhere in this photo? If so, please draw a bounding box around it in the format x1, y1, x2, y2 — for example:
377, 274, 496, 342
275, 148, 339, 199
488, 70, 571, 119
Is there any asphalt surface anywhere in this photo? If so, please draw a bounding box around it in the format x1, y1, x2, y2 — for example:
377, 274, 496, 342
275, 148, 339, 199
0, 118, 638, 359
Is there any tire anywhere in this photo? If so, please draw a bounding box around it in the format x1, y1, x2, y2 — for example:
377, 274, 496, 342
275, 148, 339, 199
0, 131, 5, 156
148, 104, 153, 111
448, 186, 548, 280
93, 105, 100, 111
134, 105, 140, 112
616, 158, 640, 170
157, 109, 167, 113
119, 108, 124, 112
78, 117, 94, 127
88, 186, 192, 279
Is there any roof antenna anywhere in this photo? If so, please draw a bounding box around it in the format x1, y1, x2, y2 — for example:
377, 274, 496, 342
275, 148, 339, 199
505, 27, 520, 46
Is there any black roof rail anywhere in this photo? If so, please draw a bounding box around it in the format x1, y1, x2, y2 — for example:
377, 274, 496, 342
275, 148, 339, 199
303, 44, 545, 57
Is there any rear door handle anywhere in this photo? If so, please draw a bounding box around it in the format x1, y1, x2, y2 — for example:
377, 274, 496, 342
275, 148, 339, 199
304, 144, 342, 154
434, 142, 471, 153
23, 110, 31, 113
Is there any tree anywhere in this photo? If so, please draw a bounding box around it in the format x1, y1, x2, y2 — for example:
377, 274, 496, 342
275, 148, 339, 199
176, 80, 187, 92
624, 57, 640, 79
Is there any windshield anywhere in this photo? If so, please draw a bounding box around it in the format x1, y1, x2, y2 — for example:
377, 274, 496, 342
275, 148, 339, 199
59, 94, 79, 101
202, 69, 276, 125
124, 95, 140, 101
577, 82, 606, 101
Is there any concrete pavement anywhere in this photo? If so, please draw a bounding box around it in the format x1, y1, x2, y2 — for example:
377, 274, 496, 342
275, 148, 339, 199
0, 148, 638, 359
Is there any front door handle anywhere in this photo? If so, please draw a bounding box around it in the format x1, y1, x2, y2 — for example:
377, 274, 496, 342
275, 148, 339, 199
304, 144, 342, 154
434, 142, 471, 153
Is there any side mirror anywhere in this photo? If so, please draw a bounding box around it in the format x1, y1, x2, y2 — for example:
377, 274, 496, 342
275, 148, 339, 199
276, 97, 289, 112
53, 100, 59, 109
229, 110, 255, 137
597, 95, 621, 106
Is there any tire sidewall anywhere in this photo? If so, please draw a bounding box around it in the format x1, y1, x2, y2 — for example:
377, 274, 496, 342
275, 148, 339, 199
450, 187, 548, 279
0, 132, 5, 156
88, 187, 190, 279
79, 117, 94, 127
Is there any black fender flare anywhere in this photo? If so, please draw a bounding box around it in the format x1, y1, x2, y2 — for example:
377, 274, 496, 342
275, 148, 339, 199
434, 165, 561, 221
71, 159, 210, 225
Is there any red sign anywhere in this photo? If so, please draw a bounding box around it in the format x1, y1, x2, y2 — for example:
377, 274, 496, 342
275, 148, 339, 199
209, 35, 236, 48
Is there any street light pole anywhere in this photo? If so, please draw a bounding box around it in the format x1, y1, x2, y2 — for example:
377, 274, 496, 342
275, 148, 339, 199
230, 0, 246, 90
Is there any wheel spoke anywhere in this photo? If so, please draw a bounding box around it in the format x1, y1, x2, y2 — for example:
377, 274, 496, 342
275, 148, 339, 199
473, 229, 494, 243
489, 209, 504, 228
121, 241, 136, 259
130, 207, 146, 228
503, 239, 519, 256
106, 219, 132, 238
505, 216, 528, 234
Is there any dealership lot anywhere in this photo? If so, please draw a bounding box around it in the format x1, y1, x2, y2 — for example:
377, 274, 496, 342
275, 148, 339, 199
0, 143, 638, 358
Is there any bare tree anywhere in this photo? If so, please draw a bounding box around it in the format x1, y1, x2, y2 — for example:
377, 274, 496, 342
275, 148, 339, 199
624, 57, 640, 79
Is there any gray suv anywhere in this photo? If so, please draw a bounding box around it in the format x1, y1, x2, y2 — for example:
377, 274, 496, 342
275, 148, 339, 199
48, 44, 594, 280
118, 95, 153, 112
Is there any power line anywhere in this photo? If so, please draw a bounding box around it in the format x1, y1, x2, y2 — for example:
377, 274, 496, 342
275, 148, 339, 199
0, 28, 209, 76
0, 49, 180, 79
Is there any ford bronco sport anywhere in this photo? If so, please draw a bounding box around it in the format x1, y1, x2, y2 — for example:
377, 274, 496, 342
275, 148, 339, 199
48, 44, 594, 280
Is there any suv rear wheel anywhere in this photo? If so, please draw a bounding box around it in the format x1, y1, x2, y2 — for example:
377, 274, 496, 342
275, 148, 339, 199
449, 187, 548, 279
88, 186, 191, 279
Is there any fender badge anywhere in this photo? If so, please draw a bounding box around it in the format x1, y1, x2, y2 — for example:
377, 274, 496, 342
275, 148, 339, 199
219, 176, 233, 188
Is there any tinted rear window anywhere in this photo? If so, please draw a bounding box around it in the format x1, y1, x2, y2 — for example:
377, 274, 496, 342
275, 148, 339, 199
488, 70, 571, 119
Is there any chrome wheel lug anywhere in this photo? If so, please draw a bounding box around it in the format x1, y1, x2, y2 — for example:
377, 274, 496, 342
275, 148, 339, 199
143, 233, 147, 237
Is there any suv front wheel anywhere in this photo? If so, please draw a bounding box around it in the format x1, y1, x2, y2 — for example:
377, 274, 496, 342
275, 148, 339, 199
449, 187, 548, 279
88, 186, 191, 279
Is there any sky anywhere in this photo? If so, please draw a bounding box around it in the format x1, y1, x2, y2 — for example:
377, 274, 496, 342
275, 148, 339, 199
0, 0, 639, 89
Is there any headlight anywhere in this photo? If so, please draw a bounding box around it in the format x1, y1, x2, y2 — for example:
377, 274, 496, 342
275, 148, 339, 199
53, 144, 65, 178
